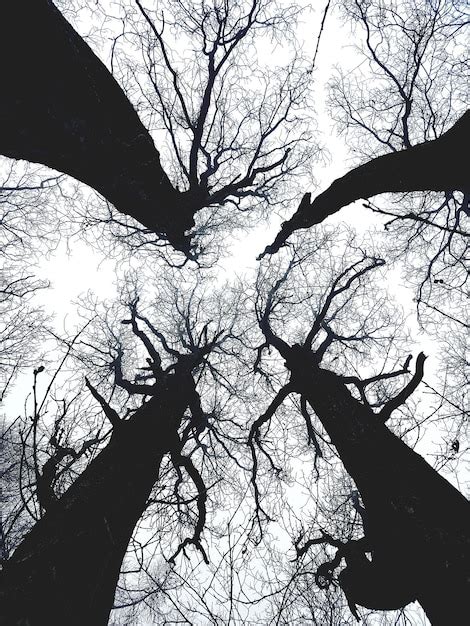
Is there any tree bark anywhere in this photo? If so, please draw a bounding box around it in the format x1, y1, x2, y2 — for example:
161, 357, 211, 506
0, 1, 195, 248
286, 346, 470, 625
0, 373, 192, 626
261, 110, 470, 256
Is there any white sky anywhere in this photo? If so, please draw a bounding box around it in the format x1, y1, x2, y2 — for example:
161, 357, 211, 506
2, 3, 464, 621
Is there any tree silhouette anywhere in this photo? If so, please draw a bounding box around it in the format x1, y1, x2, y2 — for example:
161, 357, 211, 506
0, 1, 468, 625
0, 276, 246, 624
1, 0, 312, 257
260, 108, 469, 257
261, 0, 469, 258
252, 238, 469, 623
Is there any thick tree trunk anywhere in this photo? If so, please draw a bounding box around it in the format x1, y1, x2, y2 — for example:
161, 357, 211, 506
0, 378, 188, 626
262, 110, 470, 256
0, 1, 194, 248
287, 348, 470, 625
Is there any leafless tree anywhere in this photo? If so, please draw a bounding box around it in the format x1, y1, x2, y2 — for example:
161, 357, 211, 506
0, 271, 251, 625
1, 0, 317, 258
251, 231, 470, 623
261, 0, 469, 261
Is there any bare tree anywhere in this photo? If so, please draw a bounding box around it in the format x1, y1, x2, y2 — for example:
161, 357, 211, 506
0, 272, 248, 625
251, 234, 470, 624
261, 0, 469, 257
260, 108, 469, 257
1, 1, 316, 257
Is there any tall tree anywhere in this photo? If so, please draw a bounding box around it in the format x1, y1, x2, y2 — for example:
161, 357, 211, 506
0, 276, 244, 625
261, 108, 469, 257
252, 237, 470, 624
1, 0, 312, 256
0, 1, 468, 624
261, 0, 469, 258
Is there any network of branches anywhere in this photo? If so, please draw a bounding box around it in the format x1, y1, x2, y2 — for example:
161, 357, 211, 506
0, 1, 468, 625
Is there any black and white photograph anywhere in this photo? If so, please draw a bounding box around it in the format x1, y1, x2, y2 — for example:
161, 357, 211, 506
0, 1, 468, 624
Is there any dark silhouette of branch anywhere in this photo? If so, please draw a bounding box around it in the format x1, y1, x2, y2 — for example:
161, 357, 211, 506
342, 355, 413, 404
112, 348, 156, 396
0, 2, 194, 250
248, 384, 294, 446
259, 110, 470, 257
135, 312, 182, 358
168, 449, 209, 565
36, 446, 75, 513
304, 256, 385, 348
85, 378, 121, 428
122, 300, 163, 377
247, 384, 293, 528
299, 397, 323, 466
294, 529, 341, 560
379, 352, 427, 422
36, 431, 103, 513
310, 0, 331, 71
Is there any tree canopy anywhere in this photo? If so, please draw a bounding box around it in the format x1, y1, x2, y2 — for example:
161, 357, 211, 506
0, 1, 468, 625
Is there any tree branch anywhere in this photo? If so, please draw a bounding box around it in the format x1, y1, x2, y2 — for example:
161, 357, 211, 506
260, 110, 470, 257
379, 352, 427, 422
85, 378, 121, 428
168, 450, 209, 565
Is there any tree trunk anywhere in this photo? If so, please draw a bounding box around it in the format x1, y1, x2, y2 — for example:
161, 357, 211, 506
262, 109, 470, 256
287, 348, 470, 625
0, 1, 193, 246
0, 378, 188, 626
